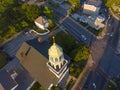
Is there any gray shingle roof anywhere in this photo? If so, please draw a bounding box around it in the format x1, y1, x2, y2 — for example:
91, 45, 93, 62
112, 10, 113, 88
0, 69, 18, 90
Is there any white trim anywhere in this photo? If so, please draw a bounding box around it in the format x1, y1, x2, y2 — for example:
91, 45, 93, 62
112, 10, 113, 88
29, 29, 50, 35
48, 84, 53, 90
47, 59, 68, 75
26, 80, 36, 90
57, 69, 69, 85
11, 84, 18, 90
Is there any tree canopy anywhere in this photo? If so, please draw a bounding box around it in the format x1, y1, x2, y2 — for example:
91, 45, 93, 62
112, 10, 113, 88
0, 51, 8, 69
22, 4, 40, 22
74, 45, 89, 62
42, 6, 54, 19
0, 0, 40, 43
67, 0, 80, 7
104, 0, 120, 7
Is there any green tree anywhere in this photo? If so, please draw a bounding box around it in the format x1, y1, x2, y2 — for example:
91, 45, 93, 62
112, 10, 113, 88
22, 4, 40, 22
51, 86, 61, 90
21, 21, 29, 28
74, 45, 89, 62
0, 1, 41, 44
48, 20, 54, 29
0, 51, 8, 69
68, 0, 80, 7
104, 0, 120, 7
30, 82, 45, 90
42, 6, 54, 19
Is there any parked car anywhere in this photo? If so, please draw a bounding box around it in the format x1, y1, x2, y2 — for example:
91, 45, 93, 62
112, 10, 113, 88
81, 35, 87, 40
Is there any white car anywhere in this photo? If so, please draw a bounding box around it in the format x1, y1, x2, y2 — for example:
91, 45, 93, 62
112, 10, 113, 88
93, 83, 96, 88
81, 35, 87, 40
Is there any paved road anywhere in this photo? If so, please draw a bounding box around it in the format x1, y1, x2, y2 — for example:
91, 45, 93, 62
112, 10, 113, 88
86, 16, 120, 90
47, 2, 97, 45
61, 17, 96, 45
2, 30, 38, 57
83, 70, 107, 90
106, 16, 120, 49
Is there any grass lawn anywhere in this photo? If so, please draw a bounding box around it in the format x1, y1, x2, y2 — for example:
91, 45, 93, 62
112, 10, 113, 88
0, 52, 8, 69
34, 27, 48, 33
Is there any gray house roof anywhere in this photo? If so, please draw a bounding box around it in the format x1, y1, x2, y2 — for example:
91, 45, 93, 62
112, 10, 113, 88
86, 0, 102, 7
0, 69, 18, 90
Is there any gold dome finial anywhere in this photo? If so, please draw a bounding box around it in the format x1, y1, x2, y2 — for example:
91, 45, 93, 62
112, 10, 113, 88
52, 36, 55, 45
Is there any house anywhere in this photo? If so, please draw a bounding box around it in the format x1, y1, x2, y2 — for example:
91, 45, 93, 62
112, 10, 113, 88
94, 15, 105, 30
0, 69, 18, 90
83, 0, 102, 15
34, 16, 49, 30
16, 37, 70, 89
88, 15, 105, 30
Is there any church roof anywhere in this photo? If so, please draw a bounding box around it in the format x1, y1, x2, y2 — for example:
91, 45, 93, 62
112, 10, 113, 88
16, 42, 59, 90
0, 69, 18, 90
48, 43, 63, 58
26, 38, 71, 60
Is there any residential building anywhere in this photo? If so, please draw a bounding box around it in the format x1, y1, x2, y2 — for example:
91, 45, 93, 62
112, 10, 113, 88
16, 37, 70, 90
0, 69, 18, 90
34, 16, 49, 30
83, 0, 102, 15
88, 15, 105, 30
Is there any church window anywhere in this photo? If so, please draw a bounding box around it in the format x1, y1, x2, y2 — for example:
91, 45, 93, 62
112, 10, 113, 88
55, 58, 58, 62
50, 57, 53, 61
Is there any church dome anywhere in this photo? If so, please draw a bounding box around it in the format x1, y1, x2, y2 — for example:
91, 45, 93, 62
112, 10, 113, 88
48, 43, 63, 58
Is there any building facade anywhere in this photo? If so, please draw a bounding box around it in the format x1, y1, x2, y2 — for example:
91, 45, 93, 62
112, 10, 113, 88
34, 16, 49, 30
83, 0, 102, 15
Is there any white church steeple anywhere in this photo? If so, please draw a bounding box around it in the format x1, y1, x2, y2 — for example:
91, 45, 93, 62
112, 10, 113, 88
47, 36, 68, 78
48, 36, 64, 69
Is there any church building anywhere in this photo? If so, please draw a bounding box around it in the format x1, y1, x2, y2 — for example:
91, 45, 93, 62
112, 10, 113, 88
16, 37, 70, 89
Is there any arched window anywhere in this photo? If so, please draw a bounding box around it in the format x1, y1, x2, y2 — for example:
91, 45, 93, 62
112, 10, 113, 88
50, 57, 53, 61
59, 56, 62, 61
55, 58, 58, 62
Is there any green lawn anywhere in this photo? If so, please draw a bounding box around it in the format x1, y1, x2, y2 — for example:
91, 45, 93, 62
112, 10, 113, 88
0, 52, 8, 69
34, 27, 48, 33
